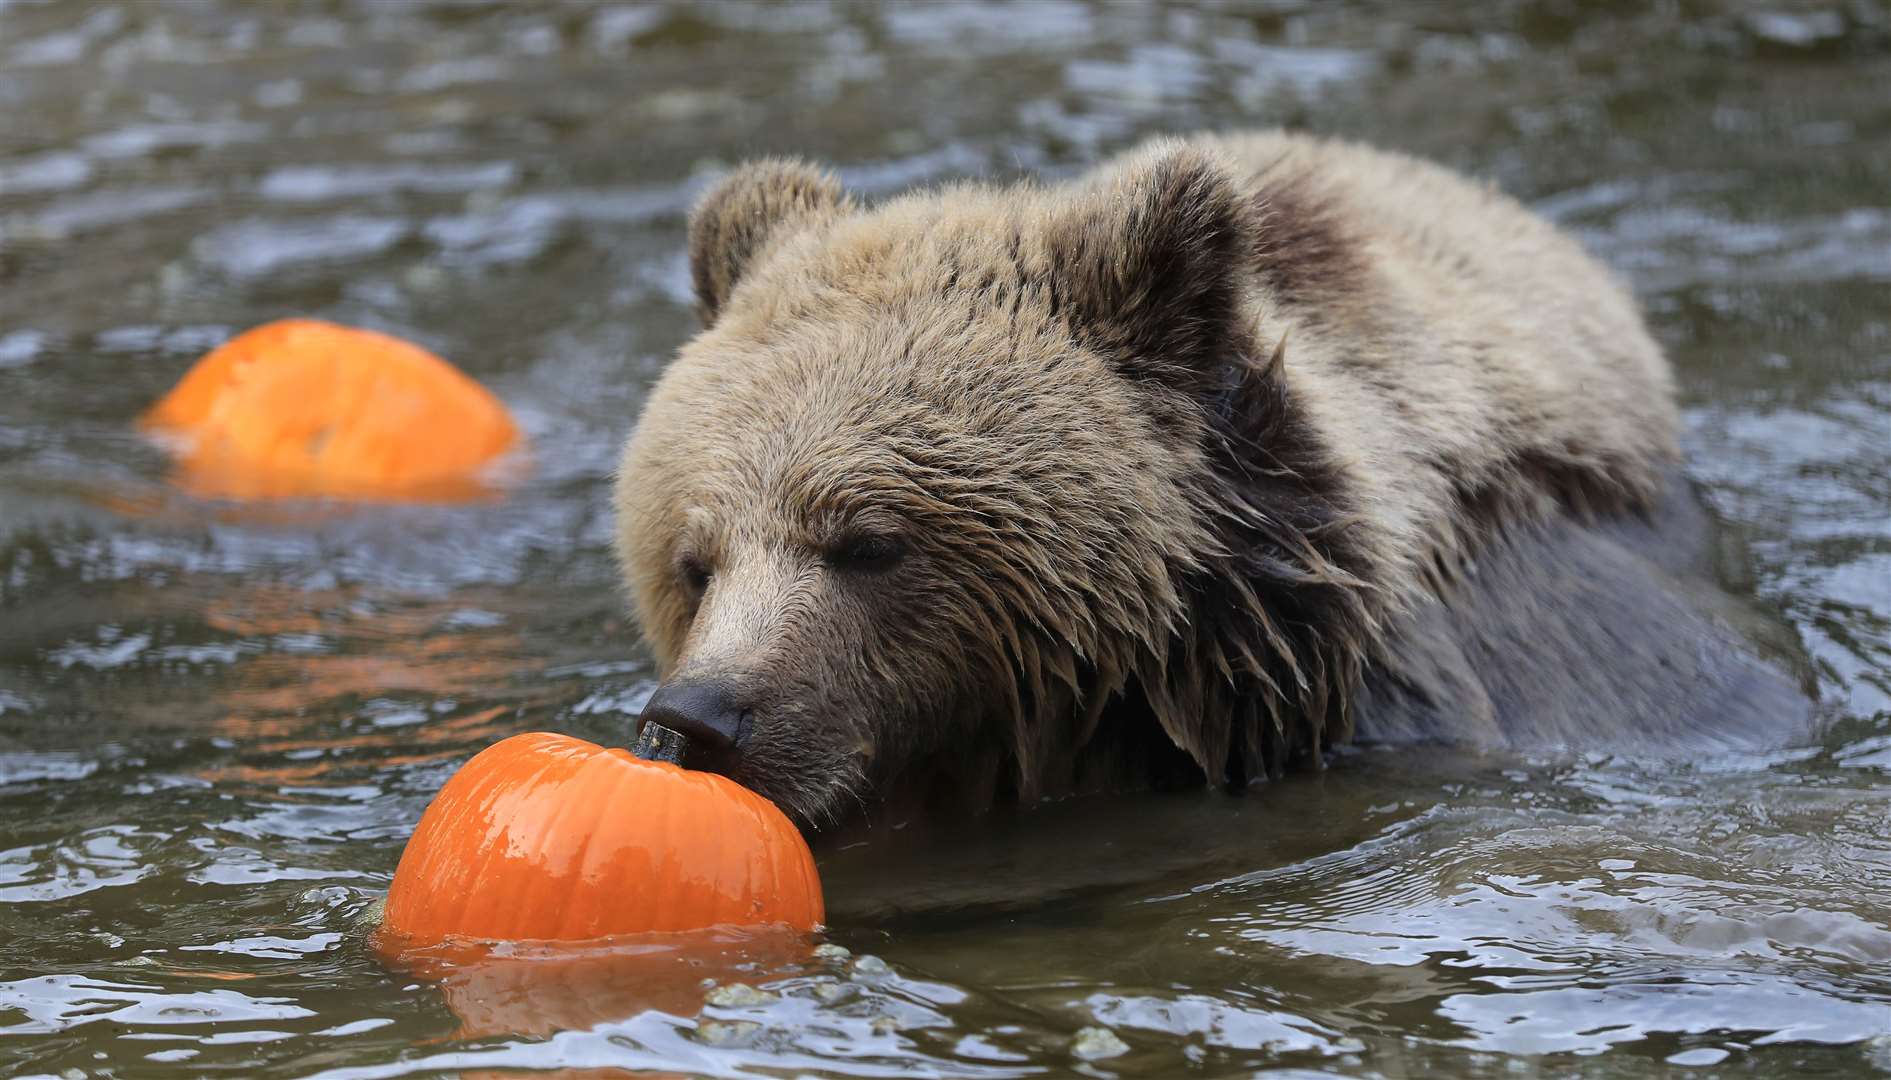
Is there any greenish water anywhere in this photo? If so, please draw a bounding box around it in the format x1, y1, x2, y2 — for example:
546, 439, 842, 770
2, 1, 1888, 1076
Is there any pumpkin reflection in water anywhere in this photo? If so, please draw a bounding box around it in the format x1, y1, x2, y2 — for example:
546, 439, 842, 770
187, 585, 563, 795
412, 929, 814, 1038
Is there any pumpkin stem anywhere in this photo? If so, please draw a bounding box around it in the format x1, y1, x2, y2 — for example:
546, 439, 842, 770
632, 721, 689, 765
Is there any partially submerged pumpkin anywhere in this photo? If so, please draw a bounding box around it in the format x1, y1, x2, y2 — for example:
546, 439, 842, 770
377, 731, 823, 954
142, 318, 520, 500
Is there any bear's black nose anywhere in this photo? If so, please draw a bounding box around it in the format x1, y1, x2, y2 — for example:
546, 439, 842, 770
638, 679, 750, 764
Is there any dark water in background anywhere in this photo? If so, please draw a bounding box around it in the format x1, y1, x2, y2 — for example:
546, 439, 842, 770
1, 1, 1889, 1076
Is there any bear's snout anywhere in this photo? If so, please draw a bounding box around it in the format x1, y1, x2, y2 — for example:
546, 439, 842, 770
639, 678, 753, 771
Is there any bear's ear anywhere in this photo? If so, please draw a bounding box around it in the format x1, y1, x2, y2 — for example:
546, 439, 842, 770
689, 159, 848, 326
1047, 144, 1259, 399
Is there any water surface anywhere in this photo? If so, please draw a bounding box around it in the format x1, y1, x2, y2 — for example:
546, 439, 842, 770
2, 2, 1889, 1076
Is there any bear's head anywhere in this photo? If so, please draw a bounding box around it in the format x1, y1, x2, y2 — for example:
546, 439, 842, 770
615, 145, 1367, 828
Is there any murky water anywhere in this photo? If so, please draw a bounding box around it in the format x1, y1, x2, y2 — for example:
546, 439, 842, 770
2, 1, 1888, 1076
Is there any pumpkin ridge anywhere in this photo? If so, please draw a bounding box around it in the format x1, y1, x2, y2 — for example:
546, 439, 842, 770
732, 786, 780, 924
415, 743, 511, 940
550, 751, 621, 939
505, 740, 601, 939
388, 740, 512, 938
441, 735, 576, 940
647, 763, 681, 931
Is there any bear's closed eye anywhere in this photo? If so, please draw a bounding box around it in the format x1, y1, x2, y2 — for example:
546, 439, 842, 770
676, 555, 712, 593
823, 534, 905, 573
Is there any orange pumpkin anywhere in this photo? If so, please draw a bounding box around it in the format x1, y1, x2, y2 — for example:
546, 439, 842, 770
378, 732, 823, 952
141, 318, 521, 501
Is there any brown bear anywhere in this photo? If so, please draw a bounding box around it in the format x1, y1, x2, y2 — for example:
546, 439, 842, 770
614, 130, 1809, 830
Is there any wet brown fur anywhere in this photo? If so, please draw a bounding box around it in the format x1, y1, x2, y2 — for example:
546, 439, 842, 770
614, 131, 1764, 828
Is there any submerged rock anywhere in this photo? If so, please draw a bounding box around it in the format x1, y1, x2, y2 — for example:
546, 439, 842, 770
849, 954, 890, 977
704, 982, 779, 1008
695, 1019, 760, 1047
1070, 1026, 1130, 1060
